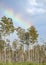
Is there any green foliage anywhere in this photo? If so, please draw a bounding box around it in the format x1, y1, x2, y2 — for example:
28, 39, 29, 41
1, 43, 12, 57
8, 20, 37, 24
1, 16, 15, 34
16, 27, 25, 43
28, 26, 38, 44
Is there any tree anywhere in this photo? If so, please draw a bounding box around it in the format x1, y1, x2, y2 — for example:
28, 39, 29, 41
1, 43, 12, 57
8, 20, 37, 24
1, 16, 15, 34
1, 16, 15, 62
16, 27, 25, 61
28, 26, 38, 44
24, 32, 30, 61
28, 26, 38, 62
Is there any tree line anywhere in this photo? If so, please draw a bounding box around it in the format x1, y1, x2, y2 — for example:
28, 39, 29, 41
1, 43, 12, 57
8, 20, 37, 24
0, 16, 46, 63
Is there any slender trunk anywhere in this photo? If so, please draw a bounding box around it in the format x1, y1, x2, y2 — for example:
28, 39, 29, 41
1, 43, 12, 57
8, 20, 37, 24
0, 52, 3, 62
0, 52, 1, 62
27, 44, 30, 61
4, 44, 6, 63
8, 44, 11, 62
12, 50, 14, 62
0, 51, 2, 62
34, 48, 35, 62
33, 48, 34, 62
1, 49, 3, 62
8, 32, 11, 62
20, 44, 24, 62
22, 44, 24, 62
1, 51, 3, 62
4, 34, 6, 63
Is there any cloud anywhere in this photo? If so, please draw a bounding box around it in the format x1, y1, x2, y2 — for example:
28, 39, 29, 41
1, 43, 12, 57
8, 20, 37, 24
37, 0, 46, 6
27, 8, 46, 15
26, 0, 46, 15
28, 0, 38, 6
28, 0, 44, 7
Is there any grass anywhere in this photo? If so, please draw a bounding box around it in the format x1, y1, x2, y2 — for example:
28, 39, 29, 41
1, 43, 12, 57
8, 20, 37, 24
0, 62, 46, 65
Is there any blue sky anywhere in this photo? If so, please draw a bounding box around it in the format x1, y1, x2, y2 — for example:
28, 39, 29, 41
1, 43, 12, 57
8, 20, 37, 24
0, 0, 46, 43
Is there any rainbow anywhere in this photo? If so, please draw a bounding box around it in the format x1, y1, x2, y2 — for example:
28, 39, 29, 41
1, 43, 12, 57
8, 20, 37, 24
0, 7, 32, 29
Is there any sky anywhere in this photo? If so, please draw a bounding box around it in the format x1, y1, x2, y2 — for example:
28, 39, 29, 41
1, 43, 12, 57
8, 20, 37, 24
0, 0, 46, 43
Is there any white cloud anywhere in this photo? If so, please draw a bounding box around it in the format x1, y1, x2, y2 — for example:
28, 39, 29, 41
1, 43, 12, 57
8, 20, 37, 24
28, 0, 44, 7
26, 0, 46, 15
27, 8, 46, 14
38, 8, 46, 13
28, 0, 38, 6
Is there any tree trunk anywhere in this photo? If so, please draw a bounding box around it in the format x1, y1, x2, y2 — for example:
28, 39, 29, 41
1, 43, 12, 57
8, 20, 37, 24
8, 33, 11, 62
27, 44, 30, 62
12, 50, 14, 62
22, 44, 24, 62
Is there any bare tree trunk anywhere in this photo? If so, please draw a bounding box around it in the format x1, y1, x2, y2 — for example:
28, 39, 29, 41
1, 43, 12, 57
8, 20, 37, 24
8, 33, 11, 62
0, 53, 1, 62
27, 44, 30, 62
5, 45, 6, 63
22, 44, 24, 62
4, 35, 6, 63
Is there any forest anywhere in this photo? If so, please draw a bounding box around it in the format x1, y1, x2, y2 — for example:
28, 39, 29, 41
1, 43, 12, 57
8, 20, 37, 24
0, 16, 46, 65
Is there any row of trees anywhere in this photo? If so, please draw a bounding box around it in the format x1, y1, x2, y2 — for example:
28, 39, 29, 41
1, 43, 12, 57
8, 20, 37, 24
0, 16, 46, 63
